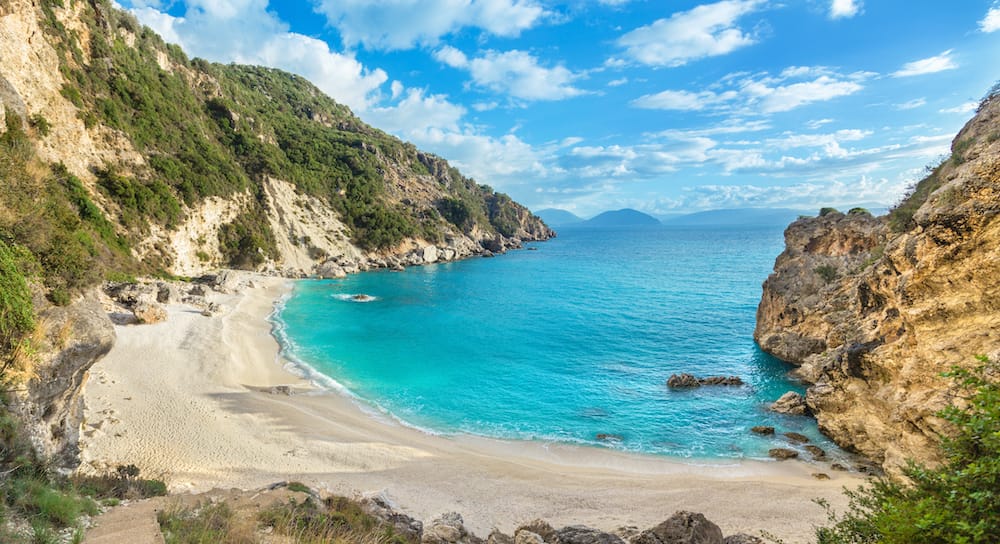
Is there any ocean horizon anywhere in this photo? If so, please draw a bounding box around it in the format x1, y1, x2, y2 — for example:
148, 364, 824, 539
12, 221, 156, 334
273, 225, 846, 462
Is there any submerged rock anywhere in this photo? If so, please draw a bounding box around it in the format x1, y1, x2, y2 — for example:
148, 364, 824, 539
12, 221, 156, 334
782, 432, 810, 444
768, 448, 799, 460
805, 445, 827, 460
750, 426, 775, 435
667, 374, 744, 389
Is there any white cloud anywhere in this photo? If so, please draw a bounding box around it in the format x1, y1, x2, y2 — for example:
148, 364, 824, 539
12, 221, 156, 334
432, 45, 469, 68
607, 78, 629, 87
829, 0, 861, 19
981, 5, 1000, 32
892, 50, 958, 78
366, 88, 466, 136
312, 0, 546, 51
806, 118, 834, 129
894, 98, 926, 110
939, 101, 978, 114
632, 67, 867, 114
129, 0, 387, 112
615, 0, 763, 67
437, 48, 585, 101
671, 175, 906, 211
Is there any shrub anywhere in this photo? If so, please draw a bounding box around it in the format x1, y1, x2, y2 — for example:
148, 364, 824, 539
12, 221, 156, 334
847, 207, 870, 216
28, 114, 51, 137
815, 357, 1000, 543
814, 264, 839, 284
819, 207, 840, 217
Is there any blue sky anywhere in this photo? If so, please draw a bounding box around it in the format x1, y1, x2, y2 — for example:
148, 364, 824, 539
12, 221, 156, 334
123, 0, 1000, 217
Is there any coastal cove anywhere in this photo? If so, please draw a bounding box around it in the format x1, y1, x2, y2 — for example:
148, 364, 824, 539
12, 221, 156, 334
79, 229, 862, 542
275, 225, 847, 462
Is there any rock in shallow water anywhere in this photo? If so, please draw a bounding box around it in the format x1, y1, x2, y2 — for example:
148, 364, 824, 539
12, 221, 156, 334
750, 426, 775, 435
769, 392, 808, 415
768, 448, 799, 460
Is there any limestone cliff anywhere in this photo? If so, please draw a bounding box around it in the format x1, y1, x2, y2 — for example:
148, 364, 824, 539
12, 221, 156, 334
0, 0, 552, 282
755, 92, 1000, 474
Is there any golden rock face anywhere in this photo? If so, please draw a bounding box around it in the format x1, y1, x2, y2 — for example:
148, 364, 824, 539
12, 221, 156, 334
755, 96, 1000, 476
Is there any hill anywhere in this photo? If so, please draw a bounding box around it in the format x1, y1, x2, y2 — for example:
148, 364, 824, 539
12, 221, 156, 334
663, 208, 807, 227
582, 208, 660, 227
534, 208, 583, 227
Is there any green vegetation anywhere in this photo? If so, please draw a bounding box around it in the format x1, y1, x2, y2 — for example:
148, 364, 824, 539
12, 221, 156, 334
888, 159, 947, 233
157, 491, 416, 544
848, 208, 870, 216
815, 357, 1000, 544
814, 264, 840, 284
819, 207, 840, 217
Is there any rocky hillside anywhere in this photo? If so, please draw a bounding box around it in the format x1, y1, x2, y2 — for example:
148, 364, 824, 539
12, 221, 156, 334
755, 88, 1000, 474
0, 0, 550, 477
0, 0, 551, 284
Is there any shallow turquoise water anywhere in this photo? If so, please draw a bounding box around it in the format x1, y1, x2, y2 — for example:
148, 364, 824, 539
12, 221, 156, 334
274, 225, 843, 461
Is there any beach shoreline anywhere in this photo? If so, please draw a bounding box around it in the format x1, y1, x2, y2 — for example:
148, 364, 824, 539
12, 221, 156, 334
79, 274, 861, 541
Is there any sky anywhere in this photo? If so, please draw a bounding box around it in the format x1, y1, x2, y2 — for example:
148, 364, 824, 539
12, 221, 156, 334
121, 0, 1000, 218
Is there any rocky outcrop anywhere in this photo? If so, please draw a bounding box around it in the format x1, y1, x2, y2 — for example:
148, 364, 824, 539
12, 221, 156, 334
755, 94, 1000, 474
768, 392, 807, 416
8, 292, 114, 469
666, 374, 743, 388
631, 511, 723, 544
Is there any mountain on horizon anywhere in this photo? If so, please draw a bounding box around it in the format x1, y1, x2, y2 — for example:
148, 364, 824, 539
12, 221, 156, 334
662, 208, 808, 227
582, 208, 661, 227
535, 208, 583, 227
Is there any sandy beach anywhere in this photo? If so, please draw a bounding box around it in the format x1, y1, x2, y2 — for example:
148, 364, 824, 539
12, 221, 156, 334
79, 275, 862, 542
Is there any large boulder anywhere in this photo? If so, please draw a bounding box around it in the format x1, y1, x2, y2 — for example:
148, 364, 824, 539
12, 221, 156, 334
554, 525, 624, 544
631, 511, 723, 544
421, 245, 439, 264
423, 512, 481, 544
769, 392, 808, 415
517, 520, 556, 543
132, 300, 167, 324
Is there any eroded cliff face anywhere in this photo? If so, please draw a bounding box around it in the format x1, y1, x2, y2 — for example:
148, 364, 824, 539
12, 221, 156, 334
9, 292, 114, 469
755, 95, 1000, 474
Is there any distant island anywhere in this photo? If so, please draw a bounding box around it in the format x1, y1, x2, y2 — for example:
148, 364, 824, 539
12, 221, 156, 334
535, 208, 583, 227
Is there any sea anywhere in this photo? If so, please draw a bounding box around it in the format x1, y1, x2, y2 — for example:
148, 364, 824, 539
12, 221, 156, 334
272, 225, 845, 462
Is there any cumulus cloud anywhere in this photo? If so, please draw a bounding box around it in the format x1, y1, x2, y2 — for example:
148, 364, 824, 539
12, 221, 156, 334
434, 48, 585, 101
632, 67, 867, 114
129, 0, 387, 112
615, 0, 763, 67
312, 0, 546, 51
892, 50, 958, 78
981, 4, 1000, 32
829, 0, 861, 19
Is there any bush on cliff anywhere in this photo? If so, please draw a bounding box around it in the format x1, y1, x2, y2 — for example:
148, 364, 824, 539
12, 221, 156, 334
815, 356, 1000, 544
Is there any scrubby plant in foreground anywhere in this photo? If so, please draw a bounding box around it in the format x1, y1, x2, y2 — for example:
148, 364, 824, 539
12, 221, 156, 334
815, 356, 1000, 543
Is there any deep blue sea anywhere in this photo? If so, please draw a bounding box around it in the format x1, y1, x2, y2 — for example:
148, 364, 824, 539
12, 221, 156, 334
273, 225, 843, 461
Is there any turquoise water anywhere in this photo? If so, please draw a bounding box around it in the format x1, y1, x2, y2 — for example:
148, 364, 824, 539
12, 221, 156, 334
274, 226, 844, 461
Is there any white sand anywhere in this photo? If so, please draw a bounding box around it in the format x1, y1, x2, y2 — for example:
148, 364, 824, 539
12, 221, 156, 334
80, 276, 862, 542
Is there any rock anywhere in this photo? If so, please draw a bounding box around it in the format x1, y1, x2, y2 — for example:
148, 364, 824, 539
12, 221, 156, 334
424, 512, 477, 544
830, 463, 848, 471
722, 535, 764, 544
698, 376, 744, 386
361, 494, 423, 542
613, 527, 640, 541
667, 374, 743, 388
515, 531, 545, 544
316, 260, 347, 278
554, 525, 625, 544
189, 284, 207, 296
596, 433, 623, 442
632, 511, 723, 544
782, 432, 810, 443
9, 293, 115, 469
269, 385, 292, 396
421, 245, 439, 264
768, 448, 799, 460
132, 301, 167, 324
488, 530, 515, 544
667, 373, 701, 388
750, 426, 775, 435
769, 392, 808, 416
812, 473, 831, 480
201, 302, 221, 317
517, 520, 556, 544
805, 445, 827, 459
156, 283, 173, 303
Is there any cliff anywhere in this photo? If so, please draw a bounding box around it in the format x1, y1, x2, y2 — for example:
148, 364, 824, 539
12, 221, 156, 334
755, 91, 1000, 474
